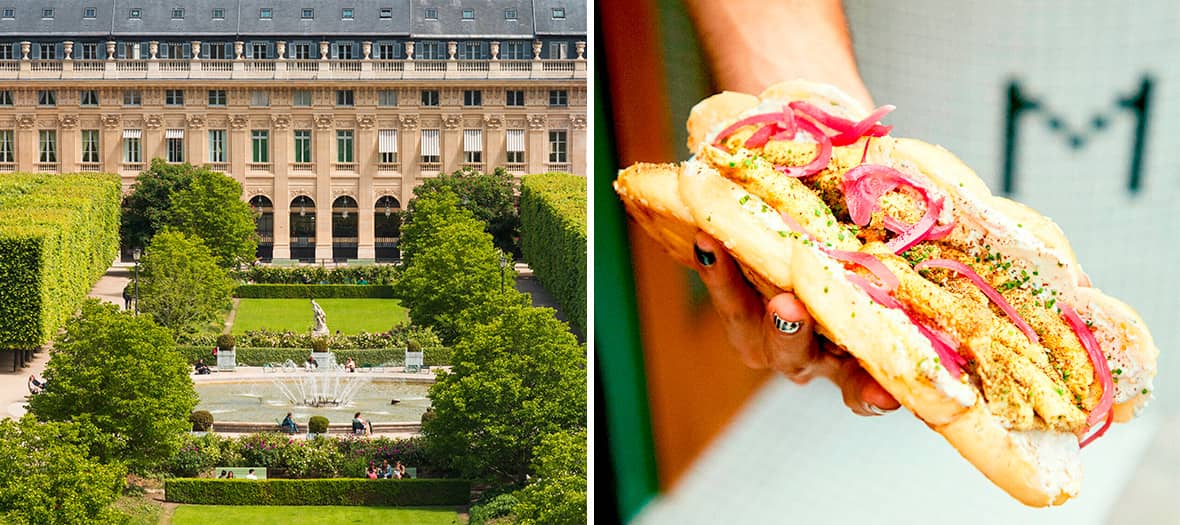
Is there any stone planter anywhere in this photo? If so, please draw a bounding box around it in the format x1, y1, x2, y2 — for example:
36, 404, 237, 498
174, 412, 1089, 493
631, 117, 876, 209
217, 349, 236, 371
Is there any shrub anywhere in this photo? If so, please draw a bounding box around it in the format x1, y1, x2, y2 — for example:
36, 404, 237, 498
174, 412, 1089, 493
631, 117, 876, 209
176, 346, 429, 367
281, 437, 341, 478
233, 433, 289, 469
189, 411, 214, 432
310, 337, 329, 352
234, 265, 399, 285
0, 173, 120, 350
215, 334, 236, 350
180, 324, 442, 351
165, 478, 471, 506
519, 173, 586, 334
307, 417, 330, 435
234, 284, 395, 298
469, 492, 520, 525
167, 433, 230, 478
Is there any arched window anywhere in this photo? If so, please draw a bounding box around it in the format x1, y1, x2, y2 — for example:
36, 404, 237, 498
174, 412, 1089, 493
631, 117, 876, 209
249, 195, 274, 261
290, 195, 316, 262
332, 196, 359, 261
374, 195, 402, 261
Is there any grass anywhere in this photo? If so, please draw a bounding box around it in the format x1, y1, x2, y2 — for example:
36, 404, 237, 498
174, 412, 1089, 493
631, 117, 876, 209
169, 505, 459, 524
230, 299, 410, 335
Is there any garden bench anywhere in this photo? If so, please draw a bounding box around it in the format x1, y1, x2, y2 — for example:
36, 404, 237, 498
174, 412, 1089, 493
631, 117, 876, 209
213, 467, 267, 479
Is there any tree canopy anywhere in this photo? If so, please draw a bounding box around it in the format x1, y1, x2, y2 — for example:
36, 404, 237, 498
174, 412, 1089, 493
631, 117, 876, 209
28, 300, 198, 473
404, 167, 520, 255
512, 429, 588, 525
0, 416, 127, 525
422, 303, 586, 484
138, 230, 235, 339
167, 167, 258, 267
120, 159, 195, 250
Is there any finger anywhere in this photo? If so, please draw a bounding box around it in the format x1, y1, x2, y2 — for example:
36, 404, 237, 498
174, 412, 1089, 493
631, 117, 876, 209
694, 232, 768, 368
763, 293, 820, 382
828, 356, 901, 416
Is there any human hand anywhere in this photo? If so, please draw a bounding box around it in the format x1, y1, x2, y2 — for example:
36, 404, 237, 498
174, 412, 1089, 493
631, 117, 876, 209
692, 232, 900, 416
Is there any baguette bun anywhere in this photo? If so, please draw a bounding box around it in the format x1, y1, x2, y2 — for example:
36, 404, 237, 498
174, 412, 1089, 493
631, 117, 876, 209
613, 80, 1159, 506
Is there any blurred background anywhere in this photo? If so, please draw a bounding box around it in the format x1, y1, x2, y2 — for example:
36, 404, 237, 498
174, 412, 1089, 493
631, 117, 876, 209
596, 1, 1180, 523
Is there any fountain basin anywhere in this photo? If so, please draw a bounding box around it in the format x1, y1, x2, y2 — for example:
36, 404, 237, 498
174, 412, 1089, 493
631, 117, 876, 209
194, 377, 432, 426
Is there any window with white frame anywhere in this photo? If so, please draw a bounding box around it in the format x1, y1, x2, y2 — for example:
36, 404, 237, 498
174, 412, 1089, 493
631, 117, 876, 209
380, 7, 392, 19
42, 8, 53, 19
548, 130, 567, 163
504, 8, 517, 20
418, 41, 442, 59
80, 42, 98, 59
463, 89, 482, 107
425, 8, 437, 20
38, 90, 55, 106
208, 89, 226, 106
80, 90, 99, 106
0, 130, 13, 163
506, 90, 524, 106
251, 90, 270, 107
342, 8, 354, 19
207, 42, 228, 59
123, 42, 140, 59
460, 41, 482, 60
549, 89, 568, 107
552, 7, 566, 19
259, 8, 273, 19
165, 89, 184, 106
293, 90, 312, 106
336, 90, 354, 107
292, 43, 311, 59
336, 130, 354, 163
462, 8, 474, 20
378, 130, 398, 164
208, 130, 226, 163
166, 129, 185, 163
463, 129, 482, 163
294, 130, 312, 163
212, 8, 225, 19
39, 130, 57, 163
502, 41, 527, 60
38, 43, 56, 59
302, 8, 314, 19
129, 8, 141, 19
377, 42, 396, 59
506, 129, 525, 164
0, 91, 9, 106
84, 7, 97, 19
252, 130, 269, 163
123, 90, 141, 106
251, 42, 269, 59
81, 130, 100, 163
549, 41, 568, 59
378, 89, 398, 107
336, 42, 354, 59
421, 89, 439, 106
172, 8, 185, 19
0, 43, 12, 60
123, 129, 141, 163
2, 8, 14, 19
420, 129, 440, 163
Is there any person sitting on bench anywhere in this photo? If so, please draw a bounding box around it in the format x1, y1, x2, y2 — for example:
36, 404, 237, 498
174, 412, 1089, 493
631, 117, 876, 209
280, 412, 299, 433
194, 359, 211, 375
27, 375, 46, 394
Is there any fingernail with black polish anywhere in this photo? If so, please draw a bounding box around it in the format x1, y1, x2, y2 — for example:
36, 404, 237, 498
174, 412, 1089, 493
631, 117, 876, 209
773, 313, 802, 334
694, 244, 715, 267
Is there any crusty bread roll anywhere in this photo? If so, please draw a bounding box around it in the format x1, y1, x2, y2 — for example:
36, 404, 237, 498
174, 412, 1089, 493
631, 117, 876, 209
614, 80, 1159, 507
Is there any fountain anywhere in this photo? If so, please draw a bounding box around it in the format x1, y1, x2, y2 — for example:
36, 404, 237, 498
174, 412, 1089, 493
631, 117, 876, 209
271, 368, 371, 407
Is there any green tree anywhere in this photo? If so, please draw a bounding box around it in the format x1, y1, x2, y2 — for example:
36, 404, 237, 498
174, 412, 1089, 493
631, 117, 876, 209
512, 430, 588, 525
28, 300, 198, 473
167, 167, 258, 267
405, 167, 520, 255
120, 159, 196, 250
0, 416, 126, 525
138, 230, 235, 338
423, 304, 586, 484
397, 189, 475, 267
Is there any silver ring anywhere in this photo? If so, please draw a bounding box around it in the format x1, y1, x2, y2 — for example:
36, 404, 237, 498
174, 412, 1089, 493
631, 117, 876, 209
773, 313, 802, 335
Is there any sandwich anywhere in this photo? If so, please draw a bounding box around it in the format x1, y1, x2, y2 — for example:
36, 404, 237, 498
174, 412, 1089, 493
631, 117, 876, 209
613, 80, 1159, 506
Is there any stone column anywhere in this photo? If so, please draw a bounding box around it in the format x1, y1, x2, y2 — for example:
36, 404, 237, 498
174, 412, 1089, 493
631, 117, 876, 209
59, 125, 78, 173
490, 41, 500, 60
485, 122, 505, 170
404, 41, 415, 60
313, 122, 333, 261
62, 41, 73, 60
148, 41, 159, 59
571, 119, 587, 176
106, 41, 116, 60
15, 124, 34, 171
229, 121, 248, 183
400, 123, 419, 205
357, 124, 376, 259
271, 126, 290, 259
101, 122, 120, 174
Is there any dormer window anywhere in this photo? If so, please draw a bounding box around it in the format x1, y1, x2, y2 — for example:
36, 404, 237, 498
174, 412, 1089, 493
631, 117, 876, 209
212, 8, 225, 19
172, 8, 184, 19
2, 8, 14, 19
552, 7, 565, 19
504, 8, 517, 20
425, 8, 437, 20
379, 8, 392, 19
301, 8, 313, 19
42, 8, 54, 19
462, 8, 474, 20
341, 8, 354, 19
259, 8, 272, 19
129, 8, 141, 19
84, 7, 97, 19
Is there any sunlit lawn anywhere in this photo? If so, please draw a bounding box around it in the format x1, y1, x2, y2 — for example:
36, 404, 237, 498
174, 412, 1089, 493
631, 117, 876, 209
231, 299, 410, 335
169, 505, 459, 524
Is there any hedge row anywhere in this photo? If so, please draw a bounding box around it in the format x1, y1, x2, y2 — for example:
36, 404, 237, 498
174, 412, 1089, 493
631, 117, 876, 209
519, 173, 586, 334
234, 265, 399, 285
235, 284, 395, 298
0, 173, 121, 349
165, 478, 470, 506
178, 346, 452, 367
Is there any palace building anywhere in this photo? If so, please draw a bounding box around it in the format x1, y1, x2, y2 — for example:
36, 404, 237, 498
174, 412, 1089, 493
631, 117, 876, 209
0, 0, 586, 261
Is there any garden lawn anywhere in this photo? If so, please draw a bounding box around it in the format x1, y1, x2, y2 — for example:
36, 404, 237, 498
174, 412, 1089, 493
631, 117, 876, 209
169, 505, 459, 524
231, 299, 410, 335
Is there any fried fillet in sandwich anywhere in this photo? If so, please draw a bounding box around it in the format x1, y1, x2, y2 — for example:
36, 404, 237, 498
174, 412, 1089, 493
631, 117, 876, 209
614, 80, 1159, 506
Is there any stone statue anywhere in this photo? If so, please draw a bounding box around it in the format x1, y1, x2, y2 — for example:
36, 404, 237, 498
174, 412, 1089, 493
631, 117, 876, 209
311, 299, 329, 337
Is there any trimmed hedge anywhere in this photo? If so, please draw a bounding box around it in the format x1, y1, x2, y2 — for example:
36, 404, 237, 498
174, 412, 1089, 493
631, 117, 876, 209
519, 173, 586, 334
234, 265, 399, 285
178, 346, 451, 367
165, 478, 470, 506
0, 173, 121, 349
235, 284, 395, 299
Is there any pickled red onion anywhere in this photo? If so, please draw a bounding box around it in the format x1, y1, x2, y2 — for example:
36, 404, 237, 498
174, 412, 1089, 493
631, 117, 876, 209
823, 249, 899, 291
885, 197, 943, 254
776, 117, 832, 178
884, 215, 956, 241
1079, 410, 1114, 449
846, 273, 965, 378
1060, 303, 1114, 430
788, 101, 894, 146
842, 164, 951, 253
846, 273, 903, 309
914, 259, 1040, 345
712, 112, 786, 147
744, 124, 779, 149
